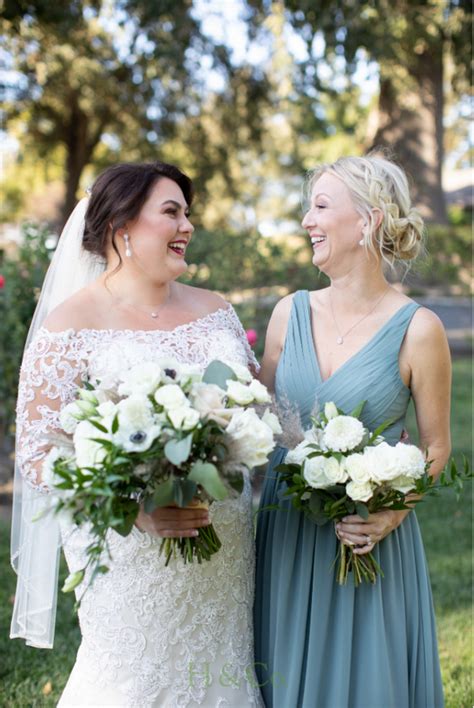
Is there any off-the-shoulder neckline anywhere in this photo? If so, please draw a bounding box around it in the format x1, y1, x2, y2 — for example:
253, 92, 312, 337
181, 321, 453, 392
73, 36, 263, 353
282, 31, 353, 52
37, 304, 235, 337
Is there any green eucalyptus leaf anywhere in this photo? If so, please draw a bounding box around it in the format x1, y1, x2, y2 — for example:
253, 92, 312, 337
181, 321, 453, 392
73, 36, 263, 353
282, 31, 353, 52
164, 434, 193, 466
173, 478, 198, 507
188, 461, 228, 501
202, 360, 237, 390
151, 477, 175, 507
355, 502, 369, 520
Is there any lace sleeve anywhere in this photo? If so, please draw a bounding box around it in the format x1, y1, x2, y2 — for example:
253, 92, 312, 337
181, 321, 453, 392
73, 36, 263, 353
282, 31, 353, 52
225, 305, 260, 374
15, 328, 88, 492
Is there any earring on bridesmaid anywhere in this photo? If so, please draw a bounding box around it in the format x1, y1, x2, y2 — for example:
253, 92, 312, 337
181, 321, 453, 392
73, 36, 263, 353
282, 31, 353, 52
359, 224, 367, 246
124, 233, 132, 257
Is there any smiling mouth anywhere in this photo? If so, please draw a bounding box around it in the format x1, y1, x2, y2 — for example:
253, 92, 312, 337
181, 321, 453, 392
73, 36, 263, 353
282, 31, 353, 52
168, 240, 187, 256
310, 235, 326, 247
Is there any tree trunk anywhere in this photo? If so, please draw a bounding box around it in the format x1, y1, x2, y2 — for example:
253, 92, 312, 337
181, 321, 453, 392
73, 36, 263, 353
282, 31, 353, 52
370, 45, 447, 224
60, 98, 104, 229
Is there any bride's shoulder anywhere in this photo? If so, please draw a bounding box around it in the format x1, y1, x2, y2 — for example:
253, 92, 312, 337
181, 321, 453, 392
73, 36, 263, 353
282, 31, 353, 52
177, 283, 229, 315
42, 285, 104, 333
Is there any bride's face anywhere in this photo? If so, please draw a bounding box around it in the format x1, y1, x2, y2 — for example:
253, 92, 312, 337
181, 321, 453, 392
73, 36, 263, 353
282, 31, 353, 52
117, 177, 194, 282
301, 172, 365, 276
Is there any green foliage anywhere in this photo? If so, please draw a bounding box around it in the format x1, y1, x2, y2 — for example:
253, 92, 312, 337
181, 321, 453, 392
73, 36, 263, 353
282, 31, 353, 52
0, 223, 52, 444
405, 223, 473, 294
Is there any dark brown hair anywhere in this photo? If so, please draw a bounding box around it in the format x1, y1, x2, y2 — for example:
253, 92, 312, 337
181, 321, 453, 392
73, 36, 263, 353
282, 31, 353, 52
82, 161, 194, 263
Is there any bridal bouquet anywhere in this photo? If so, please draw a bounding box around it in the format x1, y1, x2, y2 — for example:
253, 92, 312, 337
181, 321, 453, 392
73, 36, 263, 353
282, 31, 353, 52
42, 359, 280, 598
275, 400, 466, 586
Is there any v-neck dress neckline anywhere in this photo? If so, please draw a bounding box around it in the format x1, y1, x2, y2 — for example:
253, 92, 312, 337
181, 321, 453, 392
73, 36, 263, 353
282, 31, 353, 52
303, 290, 413, 386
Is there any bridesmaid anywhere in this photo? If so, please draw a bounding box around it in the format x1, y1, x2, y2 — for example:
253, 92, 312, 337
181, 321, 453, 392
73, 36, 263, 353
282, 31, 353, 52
254, 154, 451, 707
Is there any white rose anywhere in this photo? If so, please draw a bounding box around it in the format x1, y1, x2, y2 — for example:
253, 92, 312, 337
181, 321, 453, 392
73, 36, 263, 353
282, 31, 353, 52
324, 401, 339, 420
262, 408, 283, 435
191, 383, 226, 415
393, 442, 426, 478
344, 452, 372, 483
226, 409, 275, 468
226, 380, 254, 405
248, 379, 272, 404
191, 383, 232, 428
303, 456, 347, 488
226, 362, 253, 383
74, 420, 110, 469
346, 480, 373, 502
286, 440, 312, 466
117, 395, 154, 429
324, 457, 349, 484
118, 361, 163, 397
167, 405, 201, 431
322, 415, 365, 452
303, 455, 331, 489
60, 401, 82, 434
154, 384, 188, 409
389, 475, 417, 495
364, 443, 400, 483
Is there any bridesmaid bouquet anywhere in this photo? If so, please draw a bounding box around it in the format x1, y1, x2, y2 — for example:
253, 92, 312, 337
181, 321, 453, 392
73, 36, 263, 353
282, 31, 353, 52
41, 359, 280, 598
275, 401, 469, 586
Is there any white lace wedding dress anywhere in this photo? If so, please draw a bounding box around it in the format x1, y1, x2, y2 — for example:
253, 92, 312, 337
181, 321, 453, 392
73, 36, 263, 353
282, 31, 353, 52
16, 305, 264, 707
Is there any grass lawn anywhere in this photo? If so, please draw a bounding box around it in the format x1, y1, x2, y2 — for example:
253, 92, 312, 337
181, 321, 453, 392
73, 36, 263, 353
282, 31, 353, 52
0, 359, 472, 707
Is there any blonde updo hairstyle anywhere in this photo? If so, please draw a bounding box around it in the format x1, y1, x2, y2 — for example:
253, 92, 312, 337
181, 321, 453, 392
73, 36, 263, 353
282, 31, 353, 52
307, 153, 425, 265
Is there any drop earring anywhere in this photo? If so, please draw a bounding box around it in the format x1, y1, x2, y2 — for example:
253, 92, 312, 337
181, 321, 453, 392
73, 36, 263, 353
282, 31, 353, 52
124, 233, 132, 257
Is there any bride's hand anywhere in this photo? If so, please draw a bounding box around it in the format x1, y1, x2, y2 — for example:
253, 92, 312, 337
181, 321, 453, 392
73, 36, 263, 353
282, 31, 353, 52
335, 509, 410, 555
135, 504, 210, 538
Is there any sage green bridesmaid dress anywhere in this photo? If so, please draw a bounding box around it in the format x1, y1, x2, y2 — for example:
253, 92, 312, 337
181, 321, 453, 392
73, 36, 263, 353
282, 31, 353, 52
254, 290, 444, 708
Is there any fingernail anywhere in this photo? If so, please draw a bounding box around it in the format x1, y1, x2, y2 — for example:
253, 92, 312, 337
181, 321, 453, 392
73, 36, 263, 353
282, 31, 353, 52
191, 530, 199, 536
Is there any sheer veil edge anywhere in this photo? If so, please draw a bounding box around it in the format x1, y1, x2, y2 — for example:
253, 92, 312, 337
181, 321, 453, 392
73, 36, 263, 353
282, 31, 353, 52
10, 197, 105, 648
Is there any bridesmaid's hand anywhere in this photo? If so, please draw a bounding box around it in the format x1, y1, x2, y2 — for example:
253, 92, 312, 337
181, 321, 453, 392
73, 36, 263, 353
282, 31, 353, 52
135, 504, 210, 538
335, 509, 410, 555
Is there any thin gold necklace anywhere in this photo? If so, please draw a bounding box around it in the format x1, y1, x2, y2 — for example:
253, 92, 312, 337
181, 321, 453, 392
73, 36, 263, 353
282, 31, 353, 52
329, 287, 390, 345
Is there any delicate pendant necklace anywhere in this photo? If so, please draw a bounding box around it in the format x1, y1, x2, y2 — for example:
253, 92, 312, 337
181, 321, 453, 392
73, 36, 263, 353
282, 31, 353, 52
119, 293, 171, 320
329, 287, 390, 345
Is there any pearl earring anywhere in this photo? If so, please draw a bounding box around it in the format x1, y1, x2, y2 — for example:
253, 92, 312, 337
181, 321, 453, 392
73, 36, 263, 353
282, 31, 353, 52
359, 238, 365, 246
124, 233, 132, 257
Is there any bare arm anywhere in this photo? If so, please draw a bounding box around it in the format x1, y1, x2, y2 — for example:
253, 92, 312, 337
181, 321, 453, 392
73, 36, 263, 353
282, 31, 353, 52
258, 295, 294, 391
338, 308, 452, 550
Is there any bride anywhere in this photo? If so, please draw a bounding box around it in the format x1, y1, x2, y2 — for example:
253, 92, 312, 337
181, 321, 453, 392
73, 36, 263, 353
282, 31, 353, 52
10, 161, 263, 707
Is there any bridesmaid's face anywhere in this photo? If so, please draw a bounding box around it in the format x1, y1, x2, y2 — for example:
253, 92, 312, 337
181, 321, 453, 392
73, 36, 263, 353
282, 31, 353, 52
302, 173, 365, 276
119, 177, 194, 282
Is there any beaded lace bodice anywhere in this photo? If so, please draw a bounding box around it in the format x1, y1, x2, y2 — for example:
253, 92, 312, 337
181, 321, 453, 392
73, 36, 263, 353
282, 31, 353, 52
16, 305, 263, 707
